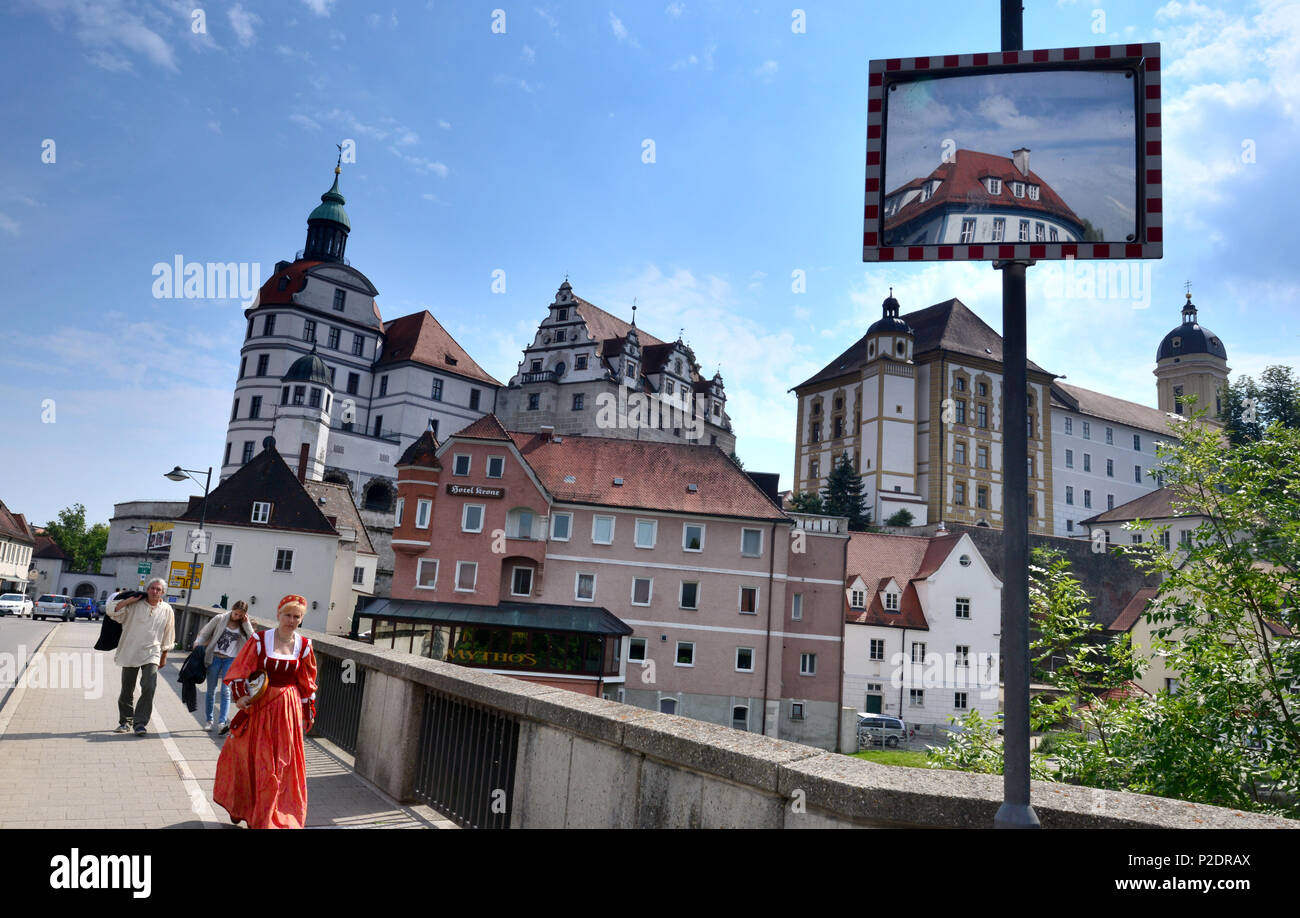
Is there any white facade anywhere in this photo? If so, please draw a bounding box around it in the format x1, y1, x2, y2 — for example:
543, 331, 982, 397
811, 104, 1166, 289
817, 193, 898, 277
1051, 412, 1171, 539
842, 534, 1002, 726
166, 521, 375, 635
0, 537, 33, 593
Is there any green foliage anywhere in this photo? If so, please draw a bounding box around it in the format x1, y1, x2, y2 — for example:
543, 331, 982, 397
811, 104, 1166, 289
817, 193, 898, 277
884, 508, 915, 528
820, 454, 871, 531
1116, 411, 1300, 814
789, 491, 824, 514
927, 710, 1057, 780
728, 450, 745, 470
44, 503, 110, 574
1224, 365, 1300, 445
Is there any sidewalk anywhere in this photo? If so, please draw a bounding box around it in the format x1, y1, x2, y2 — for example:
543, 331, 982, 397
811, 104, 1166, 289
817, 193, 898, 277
0, 622, 453, 829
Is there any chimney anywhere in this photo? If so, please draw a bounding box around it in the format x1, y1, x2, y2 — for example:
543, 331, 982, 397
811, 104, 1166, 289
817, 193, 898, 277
539, 425, 555, 442
1012, 148, 1030, 177
297, 443, 309, 482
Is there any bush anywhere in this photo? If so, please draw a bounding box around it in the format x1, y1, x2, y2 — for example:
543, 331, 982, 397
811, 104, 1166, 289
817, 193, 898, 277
884, 509, 915, 527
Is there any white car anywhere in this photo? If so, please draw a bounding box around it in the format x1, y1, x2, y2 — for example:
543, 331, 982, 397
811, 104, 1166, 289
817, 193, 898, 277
0, 593, 34, 617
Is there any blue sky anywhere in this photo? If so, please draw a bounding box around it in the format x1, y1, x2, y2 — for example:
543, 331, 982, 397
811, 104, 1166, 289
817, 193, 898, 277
1, 0, 1297, 529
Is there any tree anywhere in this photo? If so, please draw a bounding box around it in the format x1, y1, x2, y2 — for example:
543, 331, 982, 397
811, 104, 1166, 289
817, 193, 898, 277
44, 503, 110, 573
728, 451, 745, 470
1118, 411, 1300, 813
788, 491, 824, 514
820, 455, 870, 531
884, 509, 914, 528
1224, 365, 1300, 445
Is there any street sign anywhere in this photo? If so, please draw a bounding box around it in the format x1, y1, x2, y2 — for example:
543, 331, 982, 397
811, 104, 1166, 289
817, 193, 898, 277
137, 562, 152, 575
168, 560, 203, 590
187, 529, 210, 554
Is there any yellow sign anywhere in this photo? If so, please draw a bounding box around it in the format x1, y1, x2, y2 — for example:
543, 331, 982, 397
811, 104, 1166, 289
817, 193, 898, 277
147, 522, 174, 552
168, 561, 202, 590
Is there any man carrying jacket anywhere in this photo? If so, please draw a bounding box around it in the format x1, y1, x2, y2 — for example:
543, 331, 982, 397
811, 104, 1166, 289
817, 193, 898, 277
109, 578, 176, 737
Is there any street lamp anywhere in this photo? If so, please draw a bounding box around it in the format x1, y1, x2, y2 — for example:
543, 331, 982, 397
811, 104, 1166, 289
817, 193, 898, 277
163, 465, 212, 609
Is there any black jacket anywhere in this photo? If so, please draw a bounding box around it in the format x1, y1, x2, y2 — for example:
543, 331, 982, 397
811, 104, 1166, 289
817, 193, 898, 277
178, 646, 208, 712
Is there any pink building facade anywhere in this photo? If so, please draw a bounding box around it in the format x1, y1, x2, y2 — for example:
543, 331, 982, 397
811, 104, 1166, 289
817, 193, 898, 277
382, 415, 848, 749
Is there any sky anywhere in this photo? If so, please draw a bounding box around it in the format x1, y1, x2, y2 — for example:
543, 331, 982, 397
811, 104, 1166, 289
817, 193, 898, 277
1, 0, 1297, 530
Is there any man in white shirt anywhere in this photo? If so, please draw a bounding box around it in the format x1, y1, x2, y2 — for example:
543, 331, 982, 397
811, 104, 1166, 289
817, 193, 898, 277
109, 578, 176, 737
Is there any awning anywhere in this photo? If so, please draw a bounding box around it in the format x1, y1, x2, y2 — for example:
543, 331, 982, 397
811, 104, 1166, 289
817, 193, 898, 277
357, 596, 633, 636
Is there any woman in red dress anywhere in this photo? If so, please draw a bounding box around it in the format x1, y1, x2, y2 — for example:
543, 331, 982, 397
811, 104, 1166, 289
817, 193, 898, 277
213, 594, 317, 829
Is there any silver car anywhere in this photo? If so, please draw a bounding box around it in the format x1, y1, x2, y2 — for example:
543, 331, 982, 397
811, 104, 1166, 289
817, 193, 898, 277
857, 713, 912, 748
34, 594, 75, 621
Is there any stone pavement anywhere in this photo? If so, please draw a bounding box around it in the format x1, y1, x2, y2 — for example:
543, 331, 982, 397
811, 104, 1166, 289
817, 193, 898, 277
0, 621, 454, 829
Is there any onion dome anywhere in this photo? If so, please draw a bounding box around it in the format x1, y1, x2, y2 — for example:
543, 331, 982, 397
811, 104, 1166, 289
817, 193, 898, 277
867, 289, 912, 336
1157, 293, 1227, 361
281, 347, 332, 386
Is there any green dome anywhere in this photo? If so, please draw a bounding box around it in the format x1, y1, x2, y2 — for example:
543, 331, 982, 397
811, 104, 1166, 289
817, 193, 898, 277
308, 172, 350, 230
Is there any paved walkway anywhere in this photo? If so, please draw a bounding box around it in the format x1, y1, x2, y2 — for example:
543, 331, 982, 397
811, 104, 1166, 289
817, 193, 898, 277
0, 622, 453, 829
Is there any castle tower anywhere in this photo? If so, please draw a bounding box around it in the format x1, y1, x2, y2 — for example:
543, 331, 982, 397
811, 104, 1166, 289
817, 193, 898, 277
1154, 291, 1230, 425
273, 348, 334, 482
860, 291, 926, 525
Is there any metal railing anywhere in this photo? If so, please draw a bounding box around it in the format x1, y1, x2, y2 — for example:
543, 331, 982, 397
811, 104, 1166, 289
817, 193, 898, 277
413, 687, 520, 829
313, 650, 365, 755
519, 370, 558, 384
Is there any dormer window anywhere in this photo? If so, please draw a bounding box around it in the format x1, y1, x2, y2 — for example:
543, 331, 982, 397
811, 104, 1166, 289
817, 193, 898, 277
278, 276, 290, 291
251, 502, 271, 524
1012, 181, 1025, 198
850, 589, 865, 609
985, 177, 1001, 195
883, 591, 899, 612
1027, 185, 1040, 201
557, 307, 568, 321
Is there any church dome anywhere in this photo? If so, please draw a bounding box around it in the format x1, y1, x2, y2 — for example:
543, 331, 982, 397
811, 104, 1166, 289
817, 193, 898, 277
308, 173, 350, 230
1157, 294, 1226, 361
867, 291, 912, 336
281, 349, 332, 386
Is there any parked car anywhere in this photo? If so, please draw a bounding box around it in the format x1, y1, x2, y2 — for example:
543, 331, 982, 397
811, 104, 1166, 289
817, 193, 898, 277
34, 594, 75, 621
857, 713, 913, 748
71, 597, 101, 620
0, 593, 34, 617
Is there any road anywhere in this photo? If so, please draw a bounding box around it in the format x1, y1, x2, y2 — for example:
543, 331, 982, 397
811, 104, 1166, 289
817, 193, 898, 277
0, 615, 60, 710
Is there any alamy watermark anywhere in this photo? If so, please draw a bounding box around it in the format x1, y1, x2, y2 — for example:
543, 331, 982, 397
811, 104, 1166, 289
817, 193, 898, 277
595, 385, 708, 441
0, 646, 103, 699
151, 255, 261, 307
1041, 256, 1153, 310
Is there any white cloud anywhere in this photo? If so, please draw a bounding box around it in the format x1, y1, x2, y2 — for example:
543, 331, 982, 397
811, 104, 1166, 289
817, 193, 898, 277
289, 113, 321, 131
207, 120, 221, 134
301, 0, 335, 16
28, 0, 180, 72
438, 120, 451, 130
754, 59, 778, 81
609, 11, 638, 47
0, 213, 19, 236
276, 44, 313, 64
535, 7, 560, 35
495, 74, 539, 93
671, 45, 714, 71
666, 2, 685, 16
521, 44, 536, 63
389, 148, 450, 178
228, 4, 260, 47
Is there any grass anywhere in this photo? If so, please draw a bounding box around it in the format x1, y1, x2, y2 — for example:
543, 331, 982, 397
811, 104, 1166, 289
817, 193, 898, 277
848, 748, 936, 768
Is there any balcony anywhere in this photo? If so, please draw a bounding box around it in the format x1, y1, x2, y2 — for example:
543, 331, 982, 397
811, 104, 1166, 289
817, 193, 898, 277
788, 513, 849, 534
519, 370, 558, 385
330, 420, 402, 443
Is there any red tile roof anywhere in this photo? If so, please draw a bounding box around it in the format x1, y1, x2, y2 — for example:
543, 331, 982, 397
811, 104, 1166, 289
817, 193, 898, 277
572, 296, 666, 348
884, 149, 1084, 236
1107, 587, 1158, 632
396, 429, 441, 468
454, 414, 513, 441
249, 259, 385, 324
379, 311, 501, 386
33, 534, 68, 560
0, 500, 34, 544
841, 531, 967, 630
503, 428, 785, 520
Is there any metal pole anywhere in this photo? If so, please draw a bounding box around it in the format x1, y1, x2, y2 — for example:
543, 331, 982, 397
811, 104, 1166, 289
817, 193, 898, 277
995, 0, 1040, 830
185, 467, 212, 609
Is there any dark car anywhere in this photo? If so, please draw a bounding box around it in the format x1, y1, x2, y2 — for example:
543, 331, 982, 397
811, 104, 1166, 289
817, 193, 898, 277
71, 597, 101, 620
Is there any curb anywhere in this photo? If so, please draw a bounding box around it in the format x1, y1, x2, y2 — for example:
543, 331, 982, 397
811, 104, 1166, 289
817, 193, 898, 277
0, 621, 65, 734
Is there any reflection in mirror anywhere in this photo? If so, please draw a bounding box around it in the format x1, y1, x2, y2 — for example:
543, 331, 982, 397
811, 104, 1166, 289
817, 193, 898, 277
882, 69, 1137, 247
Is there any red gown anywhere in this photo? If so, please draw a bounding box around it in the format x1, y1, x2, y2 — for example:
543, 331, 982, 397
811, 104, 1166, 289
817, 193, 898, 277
213, 629, 317, 829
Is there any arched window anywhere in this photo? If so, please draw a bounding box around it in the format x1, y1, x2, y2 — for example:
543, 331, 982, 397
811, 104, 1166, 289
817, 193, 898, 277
323, 469, 350, 487
364, 481, 393, 511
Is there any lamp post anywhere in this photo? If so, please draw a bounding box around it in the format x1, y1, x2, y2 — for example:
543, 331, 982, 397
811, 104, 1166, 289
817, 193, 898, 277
164, 465, 212, 609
